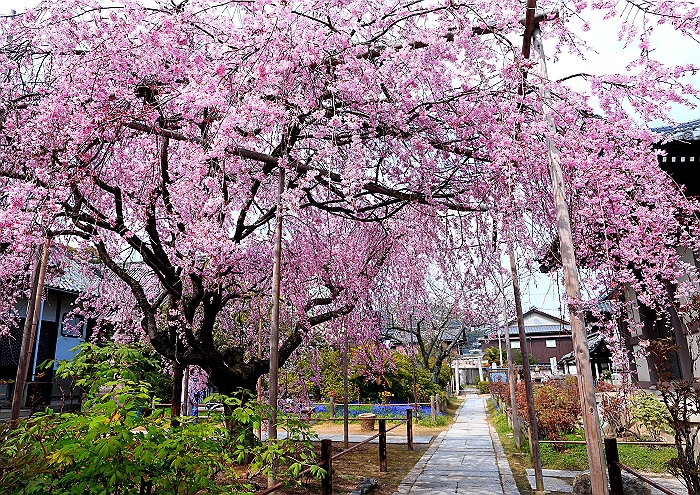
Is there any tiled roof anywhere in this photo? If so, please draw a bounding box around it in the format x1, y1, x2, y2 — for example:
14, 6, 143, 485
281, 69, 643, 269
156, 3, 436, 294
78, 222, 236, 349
559, 334, 605, 363
46, 261, 96, 293
46, 259, 153, 294
651, 118, 700, 140
486, 324, 570, 340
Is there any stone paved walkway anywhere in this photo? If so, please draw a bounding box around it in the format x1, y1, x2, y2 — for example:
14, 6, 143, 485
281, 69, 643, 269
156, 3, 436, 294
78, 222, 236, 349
394, 392, 519, 495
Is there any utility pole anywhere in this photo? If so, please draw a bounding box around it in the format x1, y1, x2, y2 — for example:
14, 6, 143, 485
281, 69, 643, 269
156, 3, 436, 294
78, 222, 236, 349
268, 167, 285, 489
532, 24, 608, 495
507, 243, 544, 492
11, 237, 51, 428
499, 269, 518, 428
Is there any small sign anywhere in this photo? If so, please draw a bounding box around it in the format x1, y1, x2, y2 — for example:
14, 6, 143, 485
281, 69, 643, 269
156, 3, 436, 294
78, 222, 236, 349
489, 371, 507, 383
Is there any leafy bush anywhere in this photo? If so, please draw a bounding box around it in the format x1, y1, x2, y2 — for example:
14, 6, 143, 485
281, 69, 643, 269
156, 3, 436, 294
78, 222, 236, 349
531, 382, 581, 439
630, 392, 671, 441
497, 380, 581, 440
417, 414, 449, 427
475, 378, 489, 394
488, 381, 510, 404
0, 342, 320, 495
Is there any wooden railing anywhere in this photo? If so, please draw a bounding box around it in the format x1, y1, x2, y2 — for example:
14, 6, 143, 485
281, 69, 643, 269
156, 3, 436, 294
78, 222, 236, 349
254, 409, 416, 495
604, 437, 680, 495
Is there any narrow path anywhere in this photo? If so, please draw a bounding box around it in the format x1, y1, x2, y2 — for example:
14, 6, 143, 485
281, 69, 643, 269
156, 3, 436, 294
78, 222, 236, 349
394, 391, 519, 495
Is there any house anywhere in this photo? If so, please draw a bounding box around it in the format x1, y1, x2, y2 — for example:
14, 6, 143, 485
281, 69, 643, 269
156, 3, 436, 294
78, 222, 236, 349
480, 307, 572, 371
614, 118, 700, 388
558, 333, 612, 379
0, 262, 92, 410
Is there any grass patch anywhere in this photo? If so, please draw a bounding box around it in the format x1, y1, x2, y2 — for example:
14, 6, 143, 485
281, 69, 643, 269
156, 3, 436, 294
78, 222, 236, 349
486, 400, 531, 495
540, 435, 676, 473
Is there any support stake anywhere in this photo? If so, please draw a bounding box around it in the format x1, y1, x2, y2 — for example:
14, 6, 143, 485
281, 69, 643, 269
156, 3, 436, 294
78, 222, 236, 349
407, 409, 414, 450
605, 438, 623, 495
379, 419, 387, 472
321, 439, 333, 495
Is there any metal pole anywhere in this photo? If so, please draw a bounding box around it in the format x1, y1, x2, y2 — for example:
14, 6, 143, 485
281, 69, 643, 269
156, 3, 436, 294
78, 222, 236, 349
268, 167, 285, 488
496, 319, 504, 367
532, 25, 608, 495
11, 238, 50, 427
508, 243, 544, 492
30, 297, 46, 381
343, 321, 349, 449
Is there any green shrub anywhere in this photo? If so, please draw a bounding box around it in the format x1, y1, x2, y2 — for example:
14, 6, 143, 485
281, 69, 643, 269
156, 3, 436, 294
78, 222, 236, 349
630, 392, 671, 440
475, 378, 489, 394
513, 381, 581, 440
417, 415, 449, 427
0, 342, 320, 495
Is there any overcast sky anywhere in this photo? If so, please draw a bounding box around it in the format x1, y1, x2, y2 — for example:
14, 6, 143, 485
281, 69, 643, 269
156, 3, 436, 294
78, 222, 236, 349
4, 0, 698, 319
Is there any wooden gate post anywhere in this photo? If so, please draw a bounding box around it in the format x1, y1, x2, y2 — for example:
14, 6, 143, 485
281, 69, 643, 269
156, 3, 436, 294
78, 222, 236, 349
430, 396, 436, 421
406, 409, 414, 450
379, 419, 387, 472
321, 439, 333, 495
605, 438, 623, 495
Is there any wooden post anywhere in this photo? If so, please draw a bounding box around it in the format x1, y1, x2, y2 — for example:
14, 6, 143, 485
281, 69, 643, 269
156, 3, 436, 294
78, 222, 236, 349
406, 409, 414, 450
10, 238, 50, 428
508, 244, 545, 492
430, 395, 436, 421
321, 439, 333, 495
140, 479, 153, 495
532, 24, 608, 495
268, 167, 285, 488
256, 305, 263, 440
329, 396, 335, 419
343, 323, 349, 449
605, 438, 623, 495
379, 419, 387, 473
499, 271, 519, 430
436, 396, 441, 414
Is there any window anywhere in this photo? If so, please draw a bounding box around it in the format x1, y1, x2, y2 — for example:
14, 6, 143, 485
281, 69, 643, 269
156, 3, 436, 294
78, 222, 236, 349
60, 314, 84, 338
546, 339, 557, 348
510, 340, 520, 349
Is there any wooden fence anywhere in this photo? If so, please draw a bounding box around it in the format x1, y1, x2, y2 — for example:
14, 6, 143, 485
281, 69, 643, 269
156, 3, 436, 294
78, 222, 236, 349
255, 409, 416, 495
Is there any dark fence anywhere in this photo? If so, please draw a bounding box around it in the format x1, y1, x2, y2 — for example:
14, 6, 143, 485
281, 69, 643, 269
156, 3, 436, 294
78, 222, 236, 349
604, 437, 679, 495
254, 409, 415, 495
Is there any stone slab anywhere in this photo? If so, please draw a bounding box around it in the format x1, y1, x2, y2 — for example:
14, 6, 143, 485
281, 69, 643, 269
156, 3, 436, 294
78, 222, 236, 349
527, 475, 574, 493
